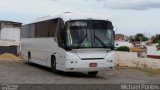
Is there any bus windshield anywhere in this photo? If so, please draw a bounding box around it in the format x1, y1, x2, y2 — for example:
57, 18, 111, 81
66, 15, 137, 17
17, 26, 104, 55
65, 20, 114, 49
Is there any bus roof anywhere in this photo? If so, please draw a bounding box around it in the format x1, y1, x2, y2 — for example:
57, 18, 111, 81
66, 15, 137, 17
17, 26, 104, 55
25, 12, 109, 25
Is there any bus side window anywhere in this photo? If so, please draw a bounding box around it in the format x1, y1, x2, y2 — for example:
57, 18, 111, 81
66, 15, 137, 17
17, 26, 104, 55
28, 24, 35, 38
34, 21, 49, 37
21, 25, 29, 38
34, 19, 58, 38
48, 19, 58, 37
57, 19, 65, 48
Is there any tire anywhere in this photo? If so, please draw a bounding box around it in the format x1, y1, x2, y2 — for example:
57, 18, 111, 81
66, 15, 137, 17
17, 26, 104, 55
88, 71, 98, 76
28, 52, 32, 65
51, 56, 57, 73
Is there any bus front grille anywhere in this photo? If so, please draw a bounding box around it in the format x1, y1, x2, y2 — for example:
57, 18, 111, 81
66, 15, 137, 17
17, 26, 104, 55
81, 58, 104, 60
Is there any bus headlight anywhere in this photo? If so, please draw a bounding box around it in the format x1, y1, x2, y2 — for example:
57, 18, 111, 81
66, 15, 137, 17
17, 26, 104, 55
70, 61, 78, 64
107, 60, 113, 62
70, 61, 74, 64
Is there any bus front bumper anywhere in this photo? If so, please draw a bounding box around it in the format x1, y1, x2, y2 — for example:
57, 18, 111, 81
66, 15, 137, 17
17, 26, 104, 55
63, 59, 115, 72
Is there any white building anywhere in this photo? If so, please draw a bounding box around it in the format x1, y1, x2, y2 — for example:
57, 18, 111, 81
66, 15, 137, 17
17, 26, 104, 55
0, 20, 22, 55
115, 41, 133, 48
0, 20, 21, 42
147, 44, 160, 59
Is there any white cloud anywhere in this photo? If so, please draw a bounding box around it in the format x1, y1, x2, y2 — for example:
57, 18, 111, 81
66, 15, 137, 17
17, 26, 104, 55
0, 0, 105, 23
1, 0, 159, 17
0, 0, 56, 14
95, 0, 160, 10
0, 0, 101, 15
0, 0, 160, 36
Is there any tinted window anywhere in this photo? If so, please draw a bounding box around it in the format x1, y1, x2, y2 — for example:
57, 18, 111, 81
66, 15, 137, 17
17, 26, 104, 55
66, 20, 114, 49
57, 19, 65, 48
21, 25, 29, 38
34, 19, 58, 38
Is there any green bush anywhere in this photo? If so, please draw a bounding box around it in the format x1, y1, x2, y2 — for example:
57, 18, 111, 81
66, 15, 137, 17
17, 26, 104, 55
157, 40, 160, 46
116, 46, 130, 52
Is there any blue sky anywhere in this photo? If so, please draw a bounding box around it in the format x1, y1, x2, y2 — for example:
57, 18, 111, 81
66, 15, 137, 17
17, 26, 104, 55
0, 0, 160, 36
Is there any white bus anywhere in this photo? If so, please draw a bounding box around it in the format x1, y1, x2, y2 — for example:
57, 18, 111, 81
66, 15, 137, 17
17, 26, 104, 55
21, 12, 115, 76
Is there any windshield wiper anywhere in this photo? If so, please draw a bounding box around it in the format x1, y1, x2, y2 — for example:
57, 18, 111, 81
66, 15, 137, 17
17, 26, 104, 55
75, 34, 87, 48
94, 35, 107, 48
79, 34, 87, 44
77, 28, 88, 48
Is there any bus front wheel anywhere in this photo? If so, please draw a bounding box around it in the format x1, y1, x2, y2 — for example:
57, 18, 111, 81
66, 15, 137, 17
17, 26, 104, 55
88, 71, 98, 76
51, 56, 57, 73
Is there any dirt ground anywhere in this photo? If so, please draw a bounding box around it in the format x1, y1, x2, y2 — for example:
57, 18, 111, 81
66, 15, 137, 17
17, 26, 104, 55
0, 59, 160, 84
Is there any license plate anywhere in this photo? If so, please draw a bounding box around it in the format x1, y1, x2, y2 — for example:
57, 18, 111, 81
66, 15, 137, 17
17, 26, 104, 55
89, 63, 97, 67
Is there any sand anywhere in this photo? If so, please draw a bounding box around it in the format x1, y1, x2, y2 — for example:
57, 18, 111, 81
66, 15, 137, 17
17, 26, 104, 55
0, 53, 21, 61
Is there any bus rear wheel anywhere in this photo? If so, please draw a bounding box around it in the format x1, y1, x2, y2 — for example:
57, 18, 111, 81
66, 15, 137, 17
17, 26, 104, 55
51, 56, 57, 73
88, 71, 98, 76
28, 52, 32, 65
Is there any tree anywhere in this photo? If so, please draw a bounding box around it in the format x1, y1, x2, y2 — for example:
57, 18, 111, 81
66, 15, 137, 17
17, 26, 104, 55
134, 33, 148, 42
129, 36, 135, 43
157, 40, 160, 46
152, 35, 160, 43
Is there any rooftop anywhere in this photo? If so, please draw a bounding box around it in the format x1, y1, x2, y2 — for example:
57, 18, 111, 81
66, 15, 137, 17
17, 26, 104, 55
0, 20, 22, 24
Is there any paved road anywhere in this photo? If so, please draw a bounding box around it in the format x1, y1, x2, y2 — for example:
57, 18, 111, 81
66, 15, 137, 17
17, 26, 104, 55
0, 60, 160, 84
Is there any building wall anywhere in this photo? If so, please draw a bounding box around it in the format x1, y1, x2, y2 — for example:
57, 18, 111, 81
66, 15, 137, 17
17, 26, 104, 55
147, 45, 160, 55
0, 22, 21, 28
1, 27, 20, 42
115, 41, 133, 48
116, 51, 160, 70
0, 21, 21, 42
0, 21, 21, 55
